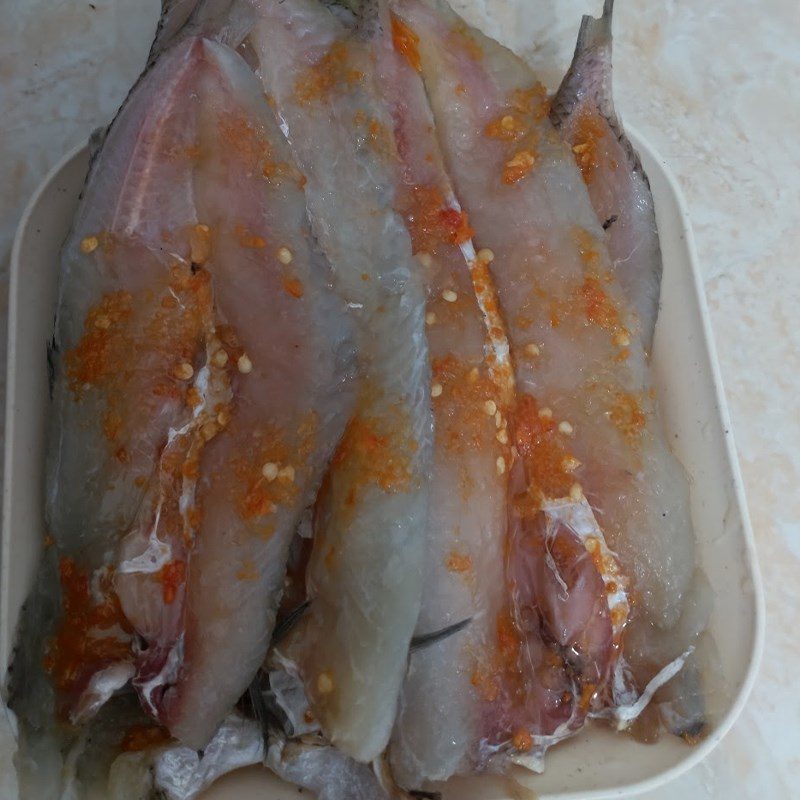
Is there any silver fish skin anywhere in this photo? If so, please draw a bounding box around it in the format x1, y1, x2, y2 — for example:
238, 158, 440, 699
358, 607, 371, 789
549, 0, 662, 351
247, 0, 433, 763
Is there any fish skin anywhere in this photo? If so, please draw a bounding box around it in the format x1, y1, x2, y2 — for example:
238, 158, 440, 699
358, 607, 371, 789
549, 0, 662, 352
394, 0, 698, 765
8, 552, 69, 798
106, 706, 393, 800
247, 0, 433, 763
12, 4, 356, 781
257, 657, 413, 800
267, 739, 392, 800
147, 714, 266, 800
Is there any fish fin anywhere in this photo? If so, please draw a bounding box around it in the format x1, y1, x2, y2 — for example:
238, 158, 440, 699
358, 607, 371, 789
80, 125, 110, 185
46, 334, 59, 400
88, 125, 108, 163
577, 0, 615, 53
271, 599, 311, 646
242, 670, 287, 751
373, 754, 419, 799
410, 617, 472, 652
148, 0, 201, 62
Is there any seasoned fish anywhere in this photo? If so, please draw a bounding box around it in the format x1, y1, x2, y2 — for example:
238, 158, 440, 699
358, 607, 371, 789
7, 1, 709, 796
549, 0, 662, 350
392, 0, 698, 769
10, 3, 355, 788
374, 4, 517, 785
248, 0, 433, 762
551, 0, 711, 739
129, 35, 355, 749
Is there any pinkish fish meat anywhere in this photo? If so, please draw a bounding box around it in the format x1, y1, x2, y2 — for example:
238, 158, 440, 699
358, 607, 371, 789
6, 1, 710, 796
374, 5, 515, 785
123, 35, 355, 750
551, 0, 711, 740
9, 3, 355, 793
247, 0, 433, 763
389, 0, 700, 776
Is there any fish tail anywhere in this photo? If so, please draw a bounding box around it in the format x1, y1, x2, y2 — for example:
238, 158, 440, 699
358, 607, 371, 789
581, 0, 614, 52
549, 0, 615, 129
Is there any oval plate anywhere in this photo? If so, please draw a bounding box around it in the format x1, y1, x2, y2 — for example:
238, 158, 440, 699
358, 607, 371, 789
1, 130, 764, 799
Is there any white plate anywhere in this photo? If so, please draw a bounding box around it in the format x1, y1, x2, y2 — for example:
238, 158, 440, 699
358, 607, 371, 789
1, 130, 764, 799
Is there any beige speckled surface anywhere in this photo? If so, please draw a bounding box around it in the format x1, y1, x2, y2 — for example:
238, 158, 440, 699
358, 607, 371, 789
0, 1, 797, 796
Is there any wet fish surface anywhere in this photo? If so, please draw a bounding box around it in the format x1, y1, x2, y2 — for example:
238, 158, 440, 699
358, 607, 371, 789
390, 0, 703, 777
551, 0, 711, 740
10, 0, 355, 792
5, 0, 709, 796
247, 0, 433, 764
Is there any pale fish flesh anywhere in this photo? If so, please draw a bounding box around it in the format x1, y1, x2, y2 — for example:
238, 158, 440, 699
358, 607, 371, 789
392, 0, 699, 772
550, 0, 711, 739
247, 0, 433, 763
10, 5, 355, 794
549, 0, 662, 351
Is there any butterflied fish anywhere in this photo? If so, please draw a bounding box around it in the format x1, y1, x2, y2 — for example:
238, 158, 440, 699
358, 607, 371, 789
392, 0, 698, 770
247, 0, 433, 763
10, 2, 355, 791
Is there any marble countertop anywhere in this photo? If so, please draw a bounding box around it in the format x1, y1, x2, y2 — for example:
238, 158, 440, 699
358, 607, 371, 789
1, 1, 797, 797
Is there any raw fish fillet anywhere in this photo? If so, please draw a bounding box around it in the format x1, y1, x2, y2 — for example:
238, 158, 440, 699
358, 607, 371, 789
246, 5, 516, 786
550, 0, 711, 738
373, 4, 518, 785
125, 34, 355, 749
549, 0, 661, 350
248, 0, 433, 762
393, 0, 698, 769
10, 4, 355, 788
6, 1, 711, 796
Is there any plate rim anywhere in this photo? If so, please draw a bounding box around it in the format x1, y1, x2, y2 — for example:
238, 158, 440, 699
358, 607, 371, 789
0, 130, 765, 798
